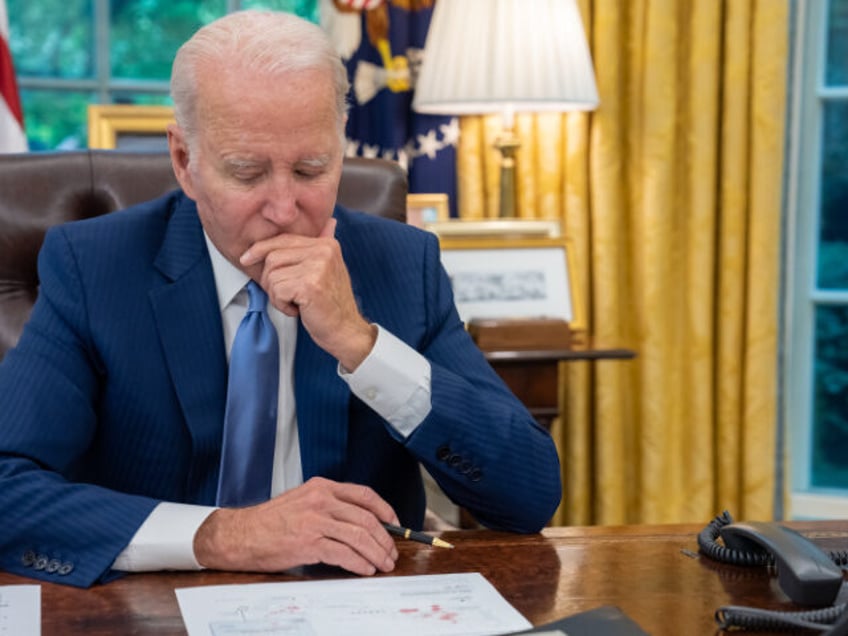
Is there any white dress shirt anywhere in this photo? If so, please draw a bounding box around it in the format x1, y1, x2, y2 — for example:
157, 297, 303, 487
112, 232, 431, 571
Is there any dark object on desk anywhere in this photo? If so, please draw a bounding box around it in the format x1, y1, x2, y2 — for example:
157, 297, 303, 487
382, 522, 454, 549
699, 512, 848, 632
468, 318, 572, 350
719, 521, 844, 606
507, 605, 649, 635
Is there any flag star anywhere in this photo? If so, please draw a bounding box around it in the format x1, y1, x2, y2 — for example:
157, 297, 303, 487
402, 139, 418, 161
345, 139, 360, 157
396, 147, 410, 171
361, 144, 381, 158
439, 118, 460, 147
416, 129, 441, 159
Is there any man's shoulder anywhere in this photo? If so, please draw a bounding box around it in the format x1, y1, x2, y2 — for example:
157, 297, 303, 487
63, 189, 190, 234
41, 190, 197, 270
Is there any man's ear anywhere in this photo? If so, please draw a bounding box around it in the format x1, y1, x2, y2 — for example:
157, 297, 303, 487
167, 123, 196, 199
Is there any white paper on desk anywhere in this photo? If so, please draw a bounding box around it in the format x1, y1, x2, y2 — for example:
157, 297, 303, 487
176, 572, 531, 636
0, 585, 41, 636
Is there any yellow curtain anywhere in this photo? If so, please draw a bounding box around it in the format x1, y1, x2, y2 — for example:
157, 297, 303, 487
457, 0, 789, 525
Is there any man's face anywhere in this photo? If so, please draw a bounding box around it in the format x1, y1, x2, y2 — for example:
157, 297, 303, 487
169, 64, 345, 279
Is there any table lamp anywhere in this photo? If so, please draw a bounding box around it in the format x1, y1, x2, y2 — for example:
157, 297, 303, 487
412, 0, 599, 218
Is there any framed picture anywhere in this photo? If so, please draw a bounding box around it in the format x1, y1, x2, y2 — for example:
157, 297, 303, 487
407, 193, 449, 228
439, 237, 585, 331
425, 218, 561, 239
87, 104, 174, 150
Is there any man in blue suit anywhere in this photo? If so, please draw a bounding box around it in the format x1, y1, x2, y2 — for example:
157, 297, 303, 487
0, 10, 561, 588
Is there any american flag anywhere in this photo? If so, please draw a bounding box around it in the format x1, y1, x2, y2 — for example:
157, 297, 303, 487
0, 0, 26, 153
321, 0, 457, 216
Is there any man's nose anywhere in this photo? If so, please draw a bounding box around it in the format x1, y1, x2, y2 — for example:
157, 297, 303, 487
261, 178, 298, 225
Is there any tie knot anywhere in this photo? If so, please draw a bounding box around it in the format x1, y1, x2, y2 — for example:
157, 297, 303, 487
245, 281, 268, 313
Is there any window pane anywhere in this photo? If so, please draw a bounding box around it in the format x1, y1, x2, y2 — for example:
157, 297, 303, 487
241, 0, 318, 22
826, 0, 848, 86
812, 305, 848, 489
7, 0, 94, 79
816, 101, 848, 289
110, 0, 226, 81
20, 89, 94, 150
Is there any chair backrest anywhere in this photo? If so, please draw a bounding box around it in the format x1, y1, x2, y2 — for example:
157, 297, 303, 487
0, 150, 407, 360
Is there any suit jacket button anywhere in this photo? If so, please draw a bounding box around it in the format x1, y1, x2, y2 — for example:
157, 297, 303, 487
58, 562, 74, 576
436, 445, 451, 461
469, 468, 483, 482
21, 550, 36, 567
34, 554, 49, 570
46, 559, 62, 573
448, 454, 462, 468
459, 460, 473, 474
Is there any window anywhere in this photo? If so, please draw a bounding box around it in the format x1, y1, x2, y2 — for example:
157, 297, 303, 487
7, 0, 318, 150
785, 0, 848, 518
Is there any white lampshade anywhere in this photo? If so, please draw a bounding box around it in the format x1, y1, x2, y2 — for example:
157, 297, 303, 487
413, 0, 599, 118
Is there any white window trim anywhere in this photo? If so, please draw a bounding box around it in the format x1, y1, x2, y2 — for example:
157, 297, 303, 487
784, 0, 848, 518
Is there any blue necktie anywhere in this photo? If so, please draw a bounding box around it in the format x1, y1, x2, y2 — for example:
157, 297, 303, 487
216, 281, 279, 507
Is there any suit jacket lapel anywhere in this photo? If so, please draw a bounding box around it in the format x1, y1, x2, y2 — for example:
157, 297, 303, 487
149, 195, 227, 504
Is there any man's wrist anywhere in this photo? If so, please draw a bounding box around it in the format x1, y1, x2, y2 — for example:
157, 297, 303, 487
193, 508, 241, 570
337, 321, 378, 372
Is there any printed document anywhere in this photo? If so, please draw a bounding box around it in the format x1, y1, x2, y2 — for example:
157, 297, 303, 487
0, 585, 40, 635
176, 572, 531, 635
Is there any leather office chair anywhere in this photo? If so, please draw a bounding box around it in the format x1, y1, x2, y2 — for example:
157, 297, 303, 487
0, 150, 407, 360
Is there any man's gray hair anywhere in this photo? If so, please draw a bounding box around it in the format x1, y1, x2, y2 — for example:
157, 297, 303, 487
170, 10, 349, 146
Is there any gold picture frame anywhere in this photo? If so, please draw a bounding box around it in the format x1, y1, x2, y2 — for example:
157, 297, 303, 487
425, 218, 561, 240
438, 236, 585, 332
87, 104, 174, 150
406, 193, 450, 228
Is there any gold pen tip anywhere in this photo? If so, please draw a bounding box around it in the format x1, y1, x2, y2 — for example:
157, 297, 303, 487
432, 537, 454, 549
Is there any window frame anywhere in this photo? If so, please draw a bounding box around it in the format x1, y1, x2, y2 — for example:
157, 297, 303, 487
784, 0, 848, 518
13, 0, 273, 145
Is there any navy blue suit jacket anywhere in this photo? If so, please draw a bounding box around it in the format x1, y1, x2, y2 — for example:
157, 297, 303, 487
0, 191, 561, 587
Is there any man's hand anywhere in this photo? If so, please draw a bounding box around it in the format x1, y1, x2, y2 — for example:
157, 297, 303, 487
240, 218, 377, 371
194, 477, 400, 576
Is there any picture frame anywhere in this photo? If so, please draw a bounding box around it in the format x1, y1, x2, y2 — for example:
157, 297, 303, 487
87, 104, 174, 150
425, 218, 561, 240
406, 193, 449, 228
439, 236, 585, 332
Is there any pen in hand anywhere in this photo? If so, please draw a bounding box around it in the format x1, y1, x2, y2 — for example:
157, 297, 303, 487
382, 522, 454, 549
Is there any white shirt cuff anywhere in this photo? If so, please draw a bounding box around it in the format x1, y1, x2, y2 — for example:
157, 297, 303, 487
339, 324, 432, 438
112, 502, 217, 572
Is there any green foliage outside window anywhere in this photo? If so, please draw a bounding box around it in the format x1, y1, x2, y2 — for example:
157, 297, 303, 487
8, 0, 94, 79
7, 0, 318, 150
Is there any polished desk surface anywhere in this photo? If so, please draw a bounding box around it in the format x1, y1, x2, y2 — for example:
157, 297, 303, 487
1, 521, 846, 635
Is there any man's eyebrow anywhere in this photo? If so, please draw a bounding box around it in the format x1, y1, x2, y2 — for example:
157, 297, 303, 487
222, 157, 265, 171
297, 156, 331, 169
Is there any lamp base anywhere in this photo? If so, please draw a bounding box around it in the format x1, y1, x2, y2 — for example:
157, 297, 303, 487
494, 130, 520, 218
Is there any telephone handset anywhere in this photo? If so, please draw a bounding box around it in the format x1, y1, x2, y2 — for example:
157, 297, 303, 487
718, 520, 843, 605
698, 511, 848, 632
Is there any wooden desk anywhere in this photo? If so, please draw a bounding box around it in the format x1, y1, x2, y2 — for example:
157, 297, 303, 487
483, 345, 636, 428
2, 521, 845, 635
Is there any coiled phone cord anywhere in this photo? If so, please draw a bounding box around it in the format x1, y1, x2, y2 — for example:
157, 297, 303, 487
698, 511, 848, 632
715, 604, 847, 633
697, 511, 848, 567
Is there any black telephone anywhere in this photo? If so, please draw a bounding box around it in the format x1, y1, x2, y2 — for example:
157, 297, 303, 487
698, 511, 848, 633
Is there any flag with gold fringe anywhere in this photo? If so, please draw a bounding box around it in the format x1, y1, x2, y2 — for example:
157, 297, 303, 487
321, 0, 457, 216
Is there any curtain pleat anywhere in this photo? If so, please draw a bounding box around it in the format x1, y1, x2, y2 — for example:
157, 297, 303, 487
456, 0, 788, 525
